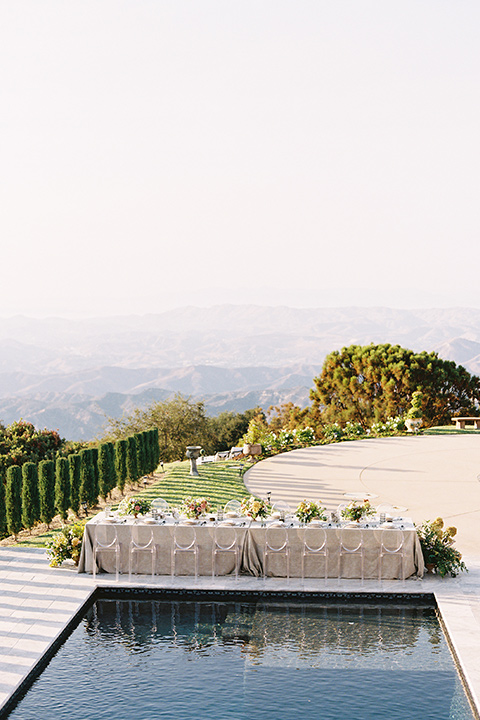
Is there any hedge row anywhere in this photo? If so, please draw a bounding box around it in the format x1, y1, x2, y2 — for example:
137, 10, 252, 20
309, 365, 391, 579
0, 428, 160, 538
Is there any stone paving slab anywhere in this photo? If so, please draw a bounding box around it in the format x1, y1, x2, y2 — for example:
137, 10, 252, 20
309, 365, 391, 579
1, 546, 480, 718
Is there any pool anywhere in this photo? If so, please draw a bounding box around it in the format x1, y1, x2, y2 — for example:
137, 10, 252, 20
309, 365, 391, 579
5, 596, 475, 720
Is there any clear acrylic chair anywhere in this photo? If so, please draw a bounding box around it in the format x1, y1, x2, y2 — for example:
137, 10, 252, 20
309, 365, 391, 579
212, 523, 240, 580
272, 500, 292, 520
377, 528, 406, 584
338, 527, 364, 583
93, 524, 120, 582
300, 526, 328, 583
171, 524, 198, 579
264, 525, 290, 581
129, 524, 156, 581
151, 498, 169, 514
224, 499, 242, 515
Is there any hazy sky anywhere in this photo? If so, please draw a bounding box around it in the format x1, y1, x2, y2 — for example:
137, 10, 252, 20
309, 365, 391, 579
1, 1, 479, 318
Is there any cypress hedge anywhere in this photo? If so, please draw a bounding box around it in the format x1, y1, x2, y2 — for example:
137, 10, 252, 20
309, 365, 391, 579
126, 436, 138, 486
98, 442, 116, 500
21, 461, 40, 530
39, 459, 56, 527
0, 476, 6, 537
55, 457, 70, 521
115, 439, 127, 494
80, 449, 96, 508
6, 466, 22, 538
69, 453, 81, 515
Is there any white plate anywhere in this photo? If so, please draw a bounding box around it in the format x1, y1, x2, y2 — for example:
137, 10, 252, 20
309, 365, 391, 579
219, 520, 235, 526
181, 519, 197, 525
225, 511, 238, 518
142, 518, 157, 524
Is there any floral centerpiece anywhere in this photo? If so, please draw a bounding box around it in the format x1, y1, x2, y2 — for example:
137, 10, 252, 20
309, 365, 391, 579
295, 500, 327, 524
240, 496, 271, 521
416, 518, 467, 577
118, 496, 151, 518
341, 499, 374, 523
181, 496, 213, 519
46, 523, 84, 567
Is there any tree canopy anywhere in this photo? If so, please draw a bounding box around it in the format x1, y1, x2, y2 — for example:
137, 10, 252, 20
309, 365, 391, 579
310, 343, 480, 429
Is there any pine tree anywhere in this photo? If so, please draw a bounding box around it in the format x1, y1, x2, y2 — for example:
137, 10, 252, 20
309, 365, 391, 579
115, 439, 127, 494
38, 459, 55, 527
55, 457, 70, 521
69, 453, 81, 515
126, 436, 138, 486
21, 461, 40, 530
0, 475, 7, 537
6, 466, 22, 538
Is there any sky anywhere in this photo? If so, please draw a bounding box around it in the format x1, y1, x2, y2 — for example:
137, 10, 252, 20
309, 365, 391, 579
1, 1, 480, 318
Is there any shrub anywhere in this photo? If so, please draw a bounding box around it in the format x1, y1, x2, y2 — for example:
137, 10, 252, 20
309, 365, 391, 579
55, 457, 70, 521
21, 461, 40, 530
39, 459, 55, 526
6, 466, 22, 537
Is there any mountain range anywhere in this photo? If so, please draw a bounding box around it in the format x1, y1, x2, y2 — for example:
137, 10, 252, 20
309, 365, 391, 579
1, 305, 480, 440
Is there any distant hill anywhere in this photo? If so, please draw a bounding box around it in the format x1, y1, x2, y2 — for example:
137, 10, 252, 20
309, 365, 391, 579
1, 305, 480, 440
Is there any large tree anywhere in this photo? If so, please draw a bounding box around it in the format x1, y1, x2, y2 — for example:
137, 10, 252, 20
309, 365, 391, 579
310, 343, 480, 429
102, 394, 212, 462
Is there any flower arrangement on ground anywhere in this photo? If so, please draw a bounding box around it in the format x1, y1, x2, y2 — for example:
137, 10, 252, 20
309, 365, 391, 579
46, 523, 84, 567
295, 500, 327, 524
240, 495, 271, 521
416, 518, 467, 577
341, 499, 374, 523
118, 496, 151, 518
181, 496, 213, 519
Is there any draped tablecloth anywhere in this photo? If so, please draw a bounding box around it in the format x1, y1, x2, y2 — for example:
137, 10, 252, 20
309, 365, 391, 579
78, 514, 424, 579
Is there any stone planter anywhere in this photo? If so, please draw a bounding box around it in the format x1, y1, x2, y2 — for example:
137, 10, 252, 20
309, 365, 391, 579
243, 443, 262, 457
405, 418, 423, 433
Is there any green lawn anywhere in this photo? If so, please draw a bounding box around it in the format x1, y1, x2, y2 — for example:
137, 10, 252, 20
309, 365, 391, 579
13, 459, 252, 549
423, 425, 480, 435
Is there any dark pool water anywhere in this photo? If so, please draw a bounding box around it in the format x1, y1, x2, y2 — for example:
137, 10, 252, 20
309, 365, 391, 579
7, 599, 474, 720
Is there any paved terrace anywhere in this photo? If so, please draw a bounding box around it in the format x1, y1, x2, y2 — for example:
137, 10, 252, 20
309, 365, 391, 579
0, 435, 479, 717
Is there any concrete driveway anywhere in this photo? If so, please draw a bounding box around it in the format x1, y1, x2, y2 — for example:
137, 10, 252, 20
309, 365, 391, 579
244, 434, 480, 555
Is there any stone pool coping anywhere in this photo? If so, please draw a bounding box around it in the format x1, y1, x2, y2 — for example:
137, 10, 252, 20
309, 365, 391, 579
0, 547, 479, 718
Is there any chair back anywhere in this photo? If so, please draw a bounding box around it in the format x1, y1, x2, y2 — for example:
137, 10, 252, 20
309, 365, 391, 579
213, 523, 237, 551
265, 525, 289, 552
378, 528, 404, 554
224, 499, 242, 514
94, 523, 118, 549
151, 498, 169, 512
131, 524, 155, 550
172, 524, 196, 551
337, 527, 363, 553
302, 526, 327, 553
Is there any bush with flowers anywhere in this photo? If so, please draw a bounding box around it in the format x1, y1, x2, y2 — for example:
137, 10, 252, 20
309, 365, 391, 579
118, 496, 151, 517
341, 499, 374, 522
181, 496, 213, 519
295, 500, 327, 524
46, 523, 84, 567
240, 496, 271, 521
416, 517, 467, 577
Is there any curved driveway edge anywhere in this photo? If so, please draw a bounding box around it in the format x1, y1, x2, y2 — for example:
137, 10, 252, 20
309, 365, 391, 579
244, 435, 480, 555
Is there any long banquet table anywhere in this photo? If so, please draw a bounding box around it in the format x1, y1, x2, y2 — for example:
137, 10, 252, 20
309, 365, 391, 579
78, 513, 425, 579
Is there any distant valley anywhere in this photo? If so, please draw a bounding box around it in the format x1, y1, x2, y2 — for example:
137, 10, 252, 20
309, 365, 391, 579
1, 305, 480, 440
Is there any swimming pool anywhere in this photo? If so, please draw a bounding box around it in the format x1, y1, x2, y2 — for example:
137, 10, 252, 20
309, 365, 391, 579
5, 596, 475, 720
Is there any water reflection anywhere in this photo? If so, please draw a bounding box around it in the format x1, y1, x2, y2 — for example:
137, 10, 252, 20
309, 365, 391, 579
84, 600, 443, 667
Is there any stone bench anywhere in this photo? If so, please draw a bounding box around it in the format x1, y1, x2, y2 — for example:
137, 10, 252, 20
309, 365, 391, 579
451, 417, 480, 429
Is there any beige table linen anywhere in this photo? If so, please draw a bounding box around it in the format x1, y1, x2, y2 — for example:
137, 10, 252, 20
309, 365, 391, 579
78, 515, 424, 579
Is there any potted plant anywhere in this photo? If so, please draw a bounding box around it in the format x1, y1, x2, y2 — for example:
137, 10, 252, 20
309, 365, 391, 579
416, 518, 467, 577
118, 496, 151, 519
295, 500, 327, 524
341, 499, 375, 523
180, 496, 213, 519
240, 496, 271, 521
46, 522, 85, 567
405, 390, 423, 433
